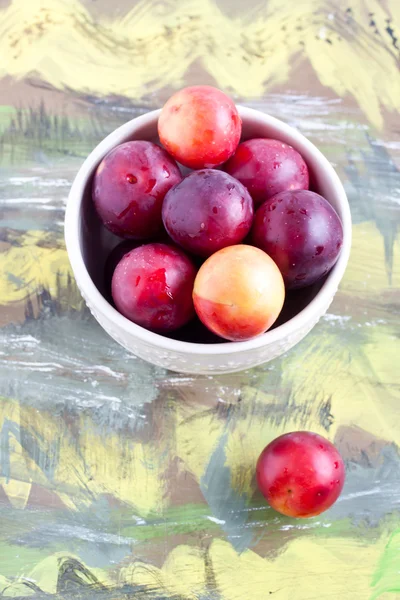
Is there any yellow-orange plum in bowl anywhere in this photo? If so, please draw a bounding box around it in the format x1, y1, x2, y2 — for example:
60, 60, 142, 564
193, 245, 285, 342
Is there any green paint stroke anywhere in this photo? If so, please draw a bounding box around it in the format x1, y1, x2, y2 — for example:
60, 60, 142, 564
371, 529, 400, 599
0, 101, 145, 166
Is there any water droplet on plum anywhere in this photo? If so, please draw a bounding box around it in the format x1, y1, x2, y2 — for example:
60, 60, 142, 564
126, 173, 137, 184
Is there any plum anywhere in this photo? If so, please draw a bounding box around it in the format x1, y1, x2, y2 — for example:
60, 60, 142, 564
93, 141, 182, 239
111, 243, 196, 332
256, 431, 345, 518
158, 86, 241, 169
252, 190, 343, 289
224, 138, 309, 206
162, 169, 254, 257
193, 245, 284, 341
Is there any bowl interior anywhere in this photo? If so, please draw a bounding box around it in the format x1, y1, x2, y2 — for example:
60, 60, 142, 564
78, 108, 345, 347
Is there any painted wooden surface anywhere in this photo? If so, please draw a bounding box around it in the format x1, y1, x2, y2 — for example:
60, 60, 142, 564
0, 1, 399, 598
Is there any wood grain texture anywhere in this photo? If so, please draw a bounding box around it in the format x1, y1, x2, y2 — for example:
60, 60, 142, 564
0, 0, 399, 598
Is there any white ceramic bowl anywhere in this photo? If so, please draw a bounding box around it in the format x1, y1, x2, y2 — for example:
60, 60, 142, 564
65, 107, 351, 374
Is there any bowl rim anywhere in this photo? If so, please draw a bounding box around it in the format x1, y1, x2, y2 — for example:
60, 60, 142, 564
65, 106, 352, 356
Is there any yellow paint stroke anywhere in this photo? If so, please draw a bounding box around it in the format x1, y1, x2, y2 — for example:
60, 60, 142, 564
77, 424, 168, 515
122, 545, 206, 599
0, 538, 390, 599
0, 397, 167, 515
0, 0, 399, 128
0, 479, 32, 510
0, 230, 77, 304
55, 491, 78, 511
175, 401, 226, 485
23, 554, 67, 594
342, 221, 400, 294
210, 538, 381, 600
1, 581, 36, 597
278, 323, 400, 447
26, 554, 113, 594
54, 422, 168, 515
0, 399, 49, 487
124, 537, 385, 600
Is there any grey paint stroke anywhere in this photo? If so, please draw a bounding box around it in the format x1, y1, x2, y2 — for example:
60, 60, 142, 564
201, 429, 254, 553
0, 316, 159, 433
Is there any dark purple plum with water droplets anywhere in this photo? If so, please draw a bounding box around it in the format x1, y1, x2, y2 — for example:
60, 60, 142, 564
111, 243, 196, 332
224, 138, 309, 207
93, 141, 182, 239
162, 169, 254, 257
251, 190, 343, 290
